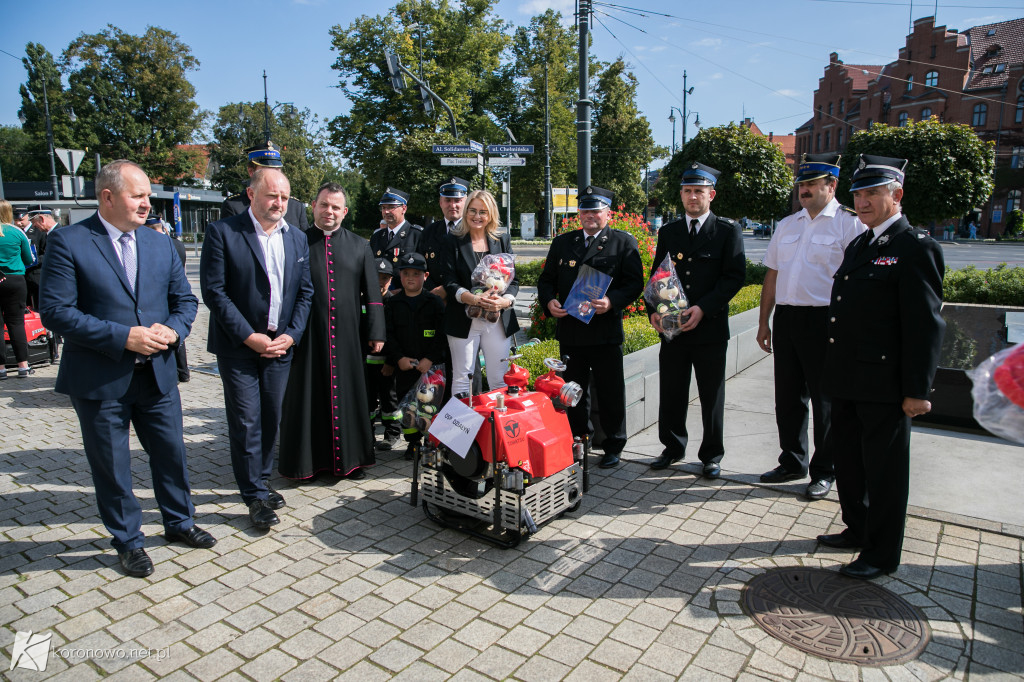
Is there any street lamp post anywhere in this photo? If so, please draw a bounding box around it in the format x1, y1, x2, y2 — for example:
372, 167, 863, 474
681, 70, 695, 148
668, 106, 683, 155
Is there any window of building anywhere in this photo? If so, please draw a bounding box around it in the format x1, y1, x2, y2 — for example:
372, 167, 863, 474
930, 45, 937, 58
906, 75, 913, 92
987, 28, 996, 36
817, 105, 822, 120
925, 71, 938, 87
824, 131, 830, 149
981, 65, 995, 74
1016, 95, 1024, 124
828, 102, 833, 116
838, 129, 843, 148
973, 103, 988, 126
838, 99, 844, 114
994, 64, 1006, 74
1007, 190, 1021, 215
898, 111, 909, 127
816, 133, 821, 151
921, 107, 932, 120
866, 118, 873, 128
1012, 147, 1024, 170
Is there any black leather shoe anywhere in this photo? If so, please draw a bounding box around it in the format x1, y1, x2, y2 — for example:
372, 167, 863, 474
165, 525, 217, 549
839, 558, 894, 580
248, 500, 280, 530
264, 483, 285, 510
598, 453, 620, 469
817, 532, 860, 549
805, 479, 833, 500
347, 467, 366, 480
702, 462, 721, 479
759, 465, 804, 484
650, 450, 683, 470
118, 548, 154, 578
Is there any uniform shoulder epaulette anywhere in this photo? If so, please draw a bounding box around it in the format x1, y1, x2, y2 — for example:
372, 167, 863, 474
839, 205, 856, 215
411, 224, 424, 232
718, 216, 740, 227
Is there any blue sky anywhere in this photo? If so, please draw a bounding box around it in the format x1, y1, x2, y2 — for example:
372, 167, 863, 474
1, 0, 1018, 168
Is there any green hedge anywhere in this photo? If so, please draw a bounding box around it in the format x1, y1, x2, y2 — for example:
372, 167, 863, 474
516, 259, 545, 287
943, 264, 1024, 305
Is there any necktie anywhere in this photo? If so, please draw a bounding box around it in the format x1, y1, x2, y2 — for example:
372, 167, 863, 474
689, 219, 698, 240
389, 230, 396, 242
119, 232, 136, 293
447, 221, 454, 232
585, 235, 593, 249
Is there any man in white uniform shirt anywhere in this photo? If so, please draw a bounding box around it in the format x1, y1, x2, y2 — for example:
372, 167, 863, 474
756, 153, 865, 500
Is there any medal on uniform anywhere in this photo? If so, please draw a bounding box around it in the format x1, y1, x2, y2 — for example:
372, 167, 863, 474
569, 260, 576, 267
376, 250, 381, 256
677, 252, 683, 260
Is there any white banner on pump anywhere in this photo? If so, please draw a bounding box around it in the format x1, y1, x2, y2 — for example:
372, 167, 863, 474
428, 398, 486, 459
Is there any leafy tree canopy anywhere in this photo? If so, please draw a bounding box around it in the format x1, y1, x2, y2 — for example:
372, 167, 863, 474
61, 25, 206, 184
654, 123, 792, 222
839, 118, 995, 225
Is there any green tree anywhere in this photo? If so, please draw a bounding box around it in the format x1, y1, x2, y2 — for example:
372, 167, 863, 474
209, 102, 343, 205
61, 25, 206, 184
653, 123, 792, 221
327, 0, 515, 218
591, 58, 656, 214
17, 43, 77, 181
0, 125, 36, 182
505, 10, 579, 230
838, 118, 995, 225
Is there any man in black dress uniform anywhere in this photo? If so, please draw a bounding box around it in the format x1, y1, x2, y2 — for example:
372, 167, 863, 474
537, 185, 645, 469
817, 155, 945, 580
648, 163, 745, 479
421, 177, 469, 295
220, 142, 310, 231
370, 188, 423, 275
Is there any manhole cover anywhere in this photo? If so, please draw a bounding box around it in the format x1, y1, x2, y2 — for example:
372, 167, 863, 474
742, 567, 930, 666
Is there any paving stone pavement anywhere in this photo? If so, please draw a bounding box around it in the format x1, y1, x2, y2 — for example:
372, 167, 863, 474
2, 275, 1022, 680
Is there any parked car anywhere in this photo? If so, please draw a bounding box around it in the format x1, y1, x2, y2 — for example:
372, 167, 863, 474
752, 222, 772, 238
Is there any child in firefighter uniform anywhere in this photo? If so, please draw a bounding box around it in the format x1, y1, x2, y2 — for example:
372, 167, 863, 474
384, 252, 447, 458
366, 258, 402, 449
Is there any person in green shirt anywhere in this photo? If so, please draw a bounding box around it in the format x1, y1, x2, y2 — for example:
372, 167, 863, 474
0, 200, 35, 378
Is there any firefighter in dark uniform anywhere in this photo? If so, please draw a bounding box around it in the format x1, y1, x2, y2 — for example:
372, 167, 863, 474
817, 155, 945, 580
648, 163, 745, 479
537, 185, 645, 469
421, 176, 469, 295
365, 258, 403, 450
370, 188, 423, 277
220, 142, 310, 231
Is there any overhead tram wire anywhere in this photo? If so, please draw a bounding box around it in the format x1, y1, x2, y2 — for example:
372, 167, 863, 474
591, 12, 685, 108
809, 0, 1021, 8
593, 1, 1014, 116
593, 0, 999, 76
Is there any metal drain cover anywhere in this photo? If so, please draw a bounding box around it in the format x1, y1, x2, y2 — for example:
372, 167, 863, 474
742, 567, 930, 666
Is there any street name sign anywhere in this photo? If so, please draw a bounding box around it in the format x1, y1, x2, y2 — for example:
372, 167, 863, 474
488, 157, 526, 166
487, 144, 534, 154
440, 157, 478, 166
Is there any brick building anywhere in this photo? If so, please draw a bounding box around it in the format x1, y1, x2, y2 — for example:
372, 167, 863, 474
795, 16, 1024, 237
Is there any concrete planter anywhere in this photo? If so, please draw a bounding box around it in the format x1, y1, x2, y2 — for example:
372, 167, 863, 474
591, 307, 764, 442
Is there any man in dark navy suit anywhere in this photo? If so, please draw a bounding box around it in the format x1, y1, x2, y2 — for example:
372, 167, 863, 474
818, 155, 945, 580
201, 167, 313, 531
648, 163, 746, 478
40, 159, 214, 579
220, 142, 310, 232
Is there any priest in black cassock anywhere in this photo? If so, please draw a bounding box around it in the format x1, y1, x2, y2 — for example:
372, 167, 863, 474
278, 182, 385, 481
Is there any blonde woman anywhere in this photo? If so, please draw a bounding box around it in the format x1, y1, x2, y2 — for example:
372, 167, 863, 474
438, 190, 519, 395
0, 200, 35, 378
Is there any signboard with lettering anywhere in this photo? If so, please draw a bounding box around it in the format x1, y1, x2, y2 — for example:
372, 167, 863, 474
428, 398, 485, 458
440, 157, 478, 166
488, 157, 526, 166
487, 144, 534, 154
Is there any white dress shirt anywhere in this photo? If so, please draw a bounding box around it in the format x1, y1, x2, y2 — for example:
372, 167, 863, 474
764, 198, 866, 306
683, 211, 711, 234
868, 212, 903, 243
248, 207, 290, 332
98, 213, 137, 272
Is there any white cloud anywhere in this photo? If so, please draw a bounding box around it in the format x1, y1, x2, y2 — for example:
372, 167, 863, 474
650, 45, 667, 53
961, 14, 1011, 26
775, 89, 802, 97
693, 38, 722, 48
518, 0, 575, 14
